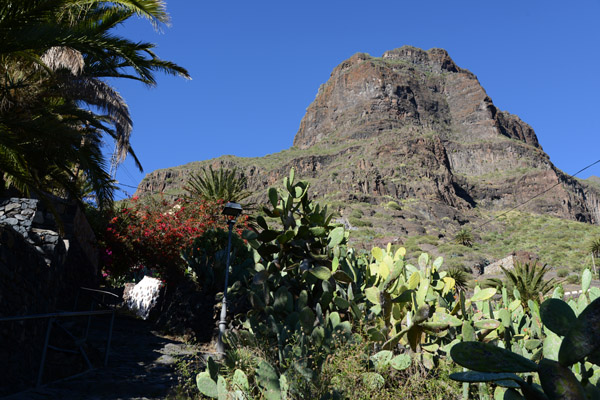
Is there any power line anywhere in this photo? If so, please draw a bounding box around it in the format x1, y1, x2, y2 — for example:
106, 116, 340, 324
119, 182, 139, 189
456, 157, 600, 240
119, 163, 138, 184
474, 180, 560, 232
115, 182, 180, 199
113, 192, 130, 201
569, 159, 600, 178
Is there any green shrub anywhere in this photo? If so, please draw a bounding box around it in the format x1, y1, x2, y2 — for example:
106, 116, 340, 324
589, 237, 600, 258
418, 235, 440, 246
350, 208, 364, 219
488, 262, 559, 309
319, 335, 461, 400
450, 295, 600, 399
349, 217, 373, 227
556, 268, 569, 278
198, 168, 354, 398
329, 209, 341, 217
386, 201, 401, 211
170, 354, 203, 399
181, 229, 253, 291
185, 165, 250, 205
445, 266, 471, 292
566, 274, 579, 284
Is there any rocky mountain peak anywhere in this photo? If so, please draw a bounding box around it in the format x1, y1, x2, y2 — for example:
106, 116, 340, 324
381, 46, 461, 73
137, 46, 600, 246
293, 46, 539, 151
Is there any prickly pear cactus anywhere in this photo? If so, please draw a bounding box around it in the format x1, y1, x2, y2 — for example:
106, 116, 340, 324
359, 246, 463, 367
450, 296, 600, 399
196, 357, 249, 400
224, 168, 356, 395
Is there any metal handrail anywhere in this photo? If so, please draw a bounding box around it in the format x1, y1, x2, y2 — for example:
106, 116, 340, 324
0, 309, 113, 322
74, 286, 120, 310
79, 287, 120, 299
0, 291, 117, 388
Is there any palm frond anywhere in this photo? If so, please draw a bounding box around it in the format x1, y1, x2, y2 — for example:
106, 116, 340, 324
589, 238, 600, 257
41, 45, 84, 74
499, 261, 559, 308
0, 0, 188, 206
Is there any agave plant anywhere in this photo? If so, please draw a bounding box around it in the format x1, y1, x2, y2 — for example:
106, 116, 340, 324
185, 166, 251, 204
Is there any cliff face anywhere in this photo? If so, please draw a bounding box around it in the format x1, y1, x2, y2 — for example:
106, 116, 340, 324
137, 46, 600, 239
293, 47, 539, 150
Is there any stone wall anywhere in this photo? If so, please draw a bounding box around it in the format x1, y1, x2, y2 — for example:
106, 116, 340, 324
0, 198, 37, 236
0, 225, 64, 315
0, 197, 67, 267
0, 197, 99, 395
0, 225, 65, 394
0, 196, 100, 311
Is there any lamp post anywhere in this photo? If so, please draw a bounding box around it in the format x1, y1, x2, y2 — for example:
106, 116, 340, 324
216, 202, 242, 357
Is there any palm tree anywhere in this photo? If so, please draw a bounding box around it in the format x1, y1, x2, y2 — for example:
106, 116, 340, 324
589, 238, 600, 258
487, 261, 559, 308
0, 0, 190, 207
454, 228, 474, 247
588, 238, 600, 276
0, 99, 115, 208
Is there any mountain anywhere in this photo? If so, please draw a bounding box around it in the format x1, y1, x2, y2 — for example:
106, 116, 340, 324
136, 46, 600, 253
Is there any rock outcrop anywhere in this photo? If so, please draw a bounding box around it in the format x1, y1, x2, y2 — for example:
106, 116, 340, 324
136, 46, 600, 239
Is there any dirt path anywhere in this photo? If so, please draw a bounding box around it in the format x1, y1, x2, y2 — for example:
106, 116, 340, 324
5, 315, 202, 400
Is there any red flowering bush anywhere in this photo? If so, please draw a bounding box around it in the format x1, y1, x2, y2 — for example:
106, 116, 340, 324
100, 196, 248, 282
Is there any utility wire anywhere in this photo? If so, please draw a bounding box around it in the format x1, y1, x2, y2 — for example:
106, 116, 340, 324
118, 182, 140, 189
120, 163, 137, 183
115, 181, 180, 199
461, 157, 600, 238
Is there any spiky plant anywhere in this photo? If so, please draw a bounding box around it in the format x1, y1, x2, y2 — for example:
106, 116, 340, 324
445, 267, 471, 293
185, 166, 251, 204
498, 261, 559, 308
454, 228, 473, 247
589, 238, 600, 258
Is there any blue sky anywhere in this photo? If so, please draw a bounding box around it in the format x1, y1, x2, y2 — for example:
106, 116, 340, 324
111, 0, 600, 200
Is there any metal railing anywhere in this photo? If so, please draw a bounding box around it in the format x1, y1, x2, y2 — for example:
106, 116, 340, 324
0, 287, 119, 388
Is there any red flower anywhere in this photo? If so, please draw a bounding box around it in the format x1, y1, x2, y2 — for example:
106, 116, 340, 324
99, 196, 249, 282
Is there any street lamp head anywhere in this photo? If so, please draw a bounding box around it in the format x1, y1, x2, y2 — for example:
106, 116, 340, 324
222, 202, 243, 218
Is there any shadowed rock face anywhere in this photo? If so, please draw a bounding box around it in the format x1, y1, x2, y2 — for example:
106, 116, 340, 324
137, 46, 600, 237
